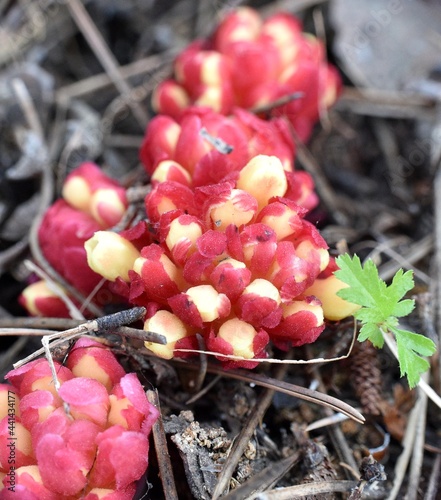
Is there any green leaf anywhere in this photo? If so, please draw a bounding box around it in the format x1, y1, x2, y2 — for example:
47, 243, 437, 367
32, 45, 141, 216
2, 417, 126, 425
396, 338, 431, 389
391, 299, 415, 318
390, 327, 437, 357
354, 307, 385, 325
387, 269, 414, 304
333, 254, 437, 388
358, 323, 384, 348
335, 254, 383, 308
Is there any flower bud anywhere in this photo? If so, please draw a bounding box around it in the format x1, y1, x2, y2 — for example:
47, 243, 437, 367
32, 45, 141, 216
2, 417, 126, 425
33, 410, 99, 496
266, 241, 312, 300
62, 162, 127, 227
182, 251, 216, 285
284, 171, 319, 211
144, 310, 192, 359
38, 200, 104, 296
6, 359, 73, 400
173, 113, 213, 175
1, 465, 57, 499
224, 39, 281, 102
261, 12, 303, 67
88, 426, 149, 490
66, 338, 126, 391
152, 79, 191, 118
236, 279, 282, 329
169, 285, 231, 328
89, 188, 127, 227
162, 213, 204, 266
209, 258, 251, 301
107, 373, 159, 434
58, 378, 110, 427
256, 198, 306, 240
85, 231, 141, 282
133, 244, 184, 303
236, 155, 288, 210
269, 297, 325, 349
198, 183, 258, 230
0, 418, 34, 469
305, 274, 360, 321
151, 159, 192, 187
295, 239, 329, 274
207, 318, 269, 368
214, 7, 262, 52
19, 280, 70, 318
19, 390, 60, 430
194, 83, 233, 115
145, 181, 196, 223
140, 115, 181, 175
240, 223, 277, 276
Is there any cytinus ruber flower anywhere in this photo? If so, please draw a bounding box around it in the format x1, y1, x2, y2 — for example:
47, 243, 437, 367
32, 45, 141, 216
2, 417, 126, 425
18, 280, 71, 318
146, 153, 317, 228
86, 154, 356, 368
62, 162, 127, 227
152, 7, 341, 142
19, 163, 129, 317
0, 339, 158, 498
140, 107, 296, 187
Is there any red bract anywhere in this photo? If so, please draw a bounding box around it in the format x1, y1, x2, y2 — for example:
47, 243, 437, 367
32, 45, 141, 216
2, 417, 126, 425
66, 338, 126, 391
152, 7, 341, 142
133, 244, 184, 304
209, 258, 252, 302
269, 297, 325, 350
88, 426, 149, 490
140, 107, 295, 185
236, 279, 282, 329
1, 465, 58, 499
34, 411, 100, 496
145, 181, 196, 224
1, 341, 158, 498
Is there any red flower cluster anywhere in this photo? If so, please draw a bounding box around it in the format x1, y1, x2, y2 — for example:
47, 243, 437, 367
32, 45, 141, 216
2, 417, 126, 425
0, 339, 159, 499
153, 7, 341, 141
140, 107, 318, 211
19, 162, 128, 317
87, 152, 334, 368
19, 7, 357, 366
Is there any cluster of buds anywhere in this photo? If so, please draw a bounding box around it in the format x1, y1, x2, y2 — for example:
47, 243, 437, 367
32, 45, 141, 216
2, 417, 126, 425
0, 339, 159, 499
140, 107, 318, 211
19, 163, 128, 317
153, 7, 341, 141
86, 154, 358, 368
18, 7, 356, 366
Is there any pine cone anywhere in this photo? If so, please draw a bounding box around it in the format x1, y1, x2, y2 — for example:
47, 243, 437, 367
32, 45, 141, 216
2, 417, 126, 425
350, 341, 382, 415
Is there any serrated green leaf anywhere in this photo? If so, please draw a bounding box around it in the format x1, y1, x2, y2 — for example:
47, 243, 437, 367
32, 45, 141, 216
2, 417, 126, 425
387, 269, 414, 303
335, 255, 382, 308
354, 307, 385, 324
391, 299, 415, 318
391, 327, 437, 357
358, 323, 384, 347
396, 339, 431, 388
334, 254, 436, 388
